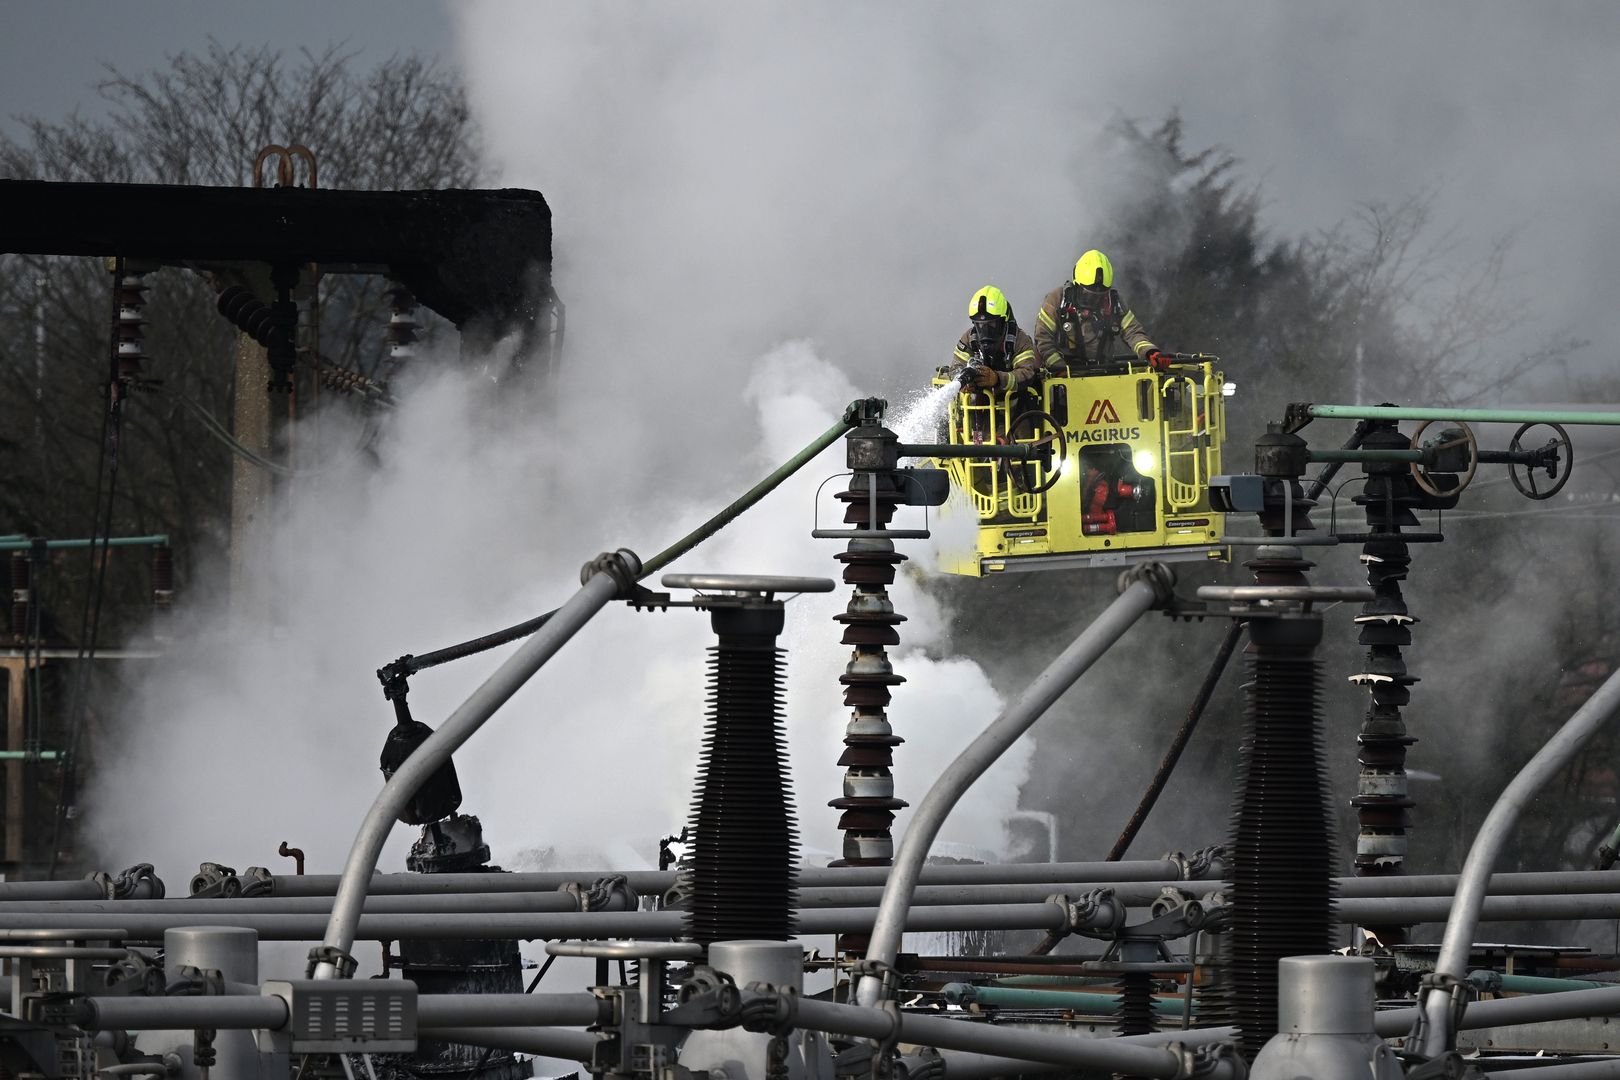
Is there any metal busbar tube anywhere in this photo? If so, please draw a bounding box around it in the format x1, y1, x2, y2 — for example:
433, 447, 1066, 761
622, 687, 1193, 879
857, 566, 1172, 1005
1415, 662, 1620, 1056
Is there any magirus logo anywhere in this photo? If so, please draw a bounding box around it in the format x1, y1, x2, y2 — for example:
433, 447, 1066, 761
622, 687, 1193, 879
1083, 399, 1121, 425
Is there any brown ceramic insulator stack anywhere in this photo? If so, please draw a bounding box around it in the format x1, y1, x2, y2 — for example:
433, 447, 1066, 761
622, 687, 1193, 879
385, 284, 420, 384
115, 272, 147, 383
829, 472, 910, 884
1349, 419, 1427, 944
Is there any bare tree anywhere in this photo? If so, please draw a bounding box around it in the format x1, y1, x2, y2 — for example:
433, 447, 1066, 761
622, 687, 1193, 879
0, 43, 482, 621
0, 45, 480, 873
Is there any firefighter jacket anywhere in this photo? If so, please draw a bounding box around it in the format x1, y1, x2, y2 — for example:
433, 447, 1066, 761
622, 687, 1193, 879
951, 323, 1041, 389
1035, 284, 1158, 368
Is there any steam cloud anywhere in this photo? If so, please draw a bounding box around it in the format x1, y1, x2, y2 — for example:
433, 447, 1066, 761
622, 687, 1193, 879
84, 5, 1620, 970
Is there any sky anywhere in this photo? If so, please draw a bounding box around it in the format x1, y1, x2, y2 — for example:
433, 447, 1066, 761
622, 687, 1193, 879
4, 2, 1617, 375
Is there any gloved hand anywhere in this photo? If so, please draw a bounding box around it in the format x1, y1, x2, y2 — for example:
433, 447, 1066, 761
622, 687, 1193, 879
971, 365, 1001, 389
1146, 349, 1171, 372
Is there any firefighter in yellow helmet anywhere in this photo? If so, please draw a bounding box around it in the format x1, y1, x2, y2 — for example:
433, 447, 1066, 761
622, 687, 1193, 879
1035, 250, 1168, 372
951, 285, 1041, 391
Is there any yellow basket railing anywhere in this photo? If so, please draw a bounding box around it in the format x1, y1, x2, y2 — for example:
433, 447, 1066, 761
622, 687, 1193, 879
941, 390, 1048, 521
1162, 374, 1210, 511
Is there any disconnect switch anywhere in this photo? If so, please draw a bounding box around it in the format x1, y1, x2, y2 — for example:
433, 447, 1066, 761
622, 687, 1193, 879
260, 980, 417, 1054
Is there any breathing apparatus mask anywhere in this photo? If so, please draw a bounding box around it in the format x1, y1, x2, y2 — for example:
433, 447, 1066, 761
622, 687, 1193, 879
970, 314, 1007, 360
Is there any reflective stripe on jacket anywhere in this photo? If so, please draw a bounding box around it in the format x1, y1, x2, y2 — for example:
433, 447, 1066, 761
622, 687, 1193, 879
950, 324, 1041, 388
1035, 284, 1157, 366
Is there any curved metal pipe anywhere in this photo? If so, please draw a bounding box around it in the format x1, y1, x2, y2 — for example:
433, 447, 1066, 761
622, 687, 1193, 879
1417, 662, 1620, 1055
857, 570, 1168, 1005
314, 552, 637, 978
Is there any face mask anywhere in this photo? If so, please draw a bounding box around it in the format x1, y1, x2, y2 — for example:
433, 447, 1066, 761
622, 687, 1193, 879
971, 316, 1006, 352
1076, 286, 1112, 315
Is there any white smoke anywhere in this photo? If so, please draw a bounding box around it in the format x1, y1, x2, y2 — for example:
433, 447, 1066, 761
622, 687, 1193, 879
89, 3, 1135, 884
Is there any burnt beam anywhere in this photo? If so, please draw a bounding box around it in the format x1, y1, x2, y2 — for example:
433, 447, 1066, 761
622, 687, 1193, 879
0, 179, 552, 338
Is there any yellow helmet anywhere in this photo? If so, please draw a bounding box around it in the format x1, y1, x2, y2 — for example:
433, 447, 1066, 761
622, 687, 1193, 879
968, 285, 1010, 319
1073, 250, 1114, 289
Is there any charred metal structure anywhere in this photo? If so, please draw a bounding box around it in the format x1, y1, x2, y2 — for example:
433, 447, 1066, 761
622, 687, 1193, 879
0, 179, 560, 363
388, 816, 531, 1080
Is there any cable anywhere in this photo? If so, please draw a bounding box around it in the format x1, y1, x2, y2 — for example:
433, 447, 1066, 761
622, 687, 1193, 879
49, 260, 126, 876
382, 412, 856, 681
524, 952, 558, 993
159, 389, 378, 479
1106, 620, 1245, 861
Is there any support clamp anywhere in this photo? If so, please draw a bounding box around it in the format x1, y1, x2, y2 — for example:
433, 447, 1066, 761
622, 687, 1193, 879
304, 945, 357, 980
581, 548, 643, 597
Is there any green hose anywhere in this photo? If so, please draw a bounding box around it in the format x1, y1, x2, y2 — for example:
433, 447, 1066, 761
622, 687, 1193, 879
390, 407, 859, 677
639, 413, 855, 577
1309, 404, 1620, 426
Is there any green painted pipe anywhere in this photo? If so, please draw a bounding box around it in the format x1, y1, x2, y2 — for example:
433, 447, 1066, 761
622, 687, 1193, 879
1470, 970, 1616, 995
1308, 404, 1620, 426
0, 535, 169, 553
945, 983, 1192, 1015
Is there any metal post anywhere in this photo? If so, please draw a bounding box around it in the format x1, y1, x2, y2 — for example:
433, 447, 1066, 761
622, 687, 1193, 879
856, 566, 1170, 1006
165, 926, 261, 1080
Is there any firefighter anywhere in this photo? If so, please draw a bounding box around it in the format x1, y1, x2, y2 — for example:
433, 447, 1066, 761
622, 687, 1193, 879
951, 285, 1041, 391
1035, 249, 1168, 372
